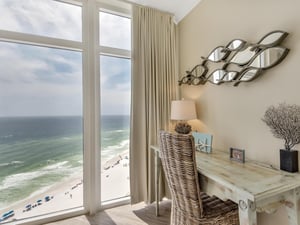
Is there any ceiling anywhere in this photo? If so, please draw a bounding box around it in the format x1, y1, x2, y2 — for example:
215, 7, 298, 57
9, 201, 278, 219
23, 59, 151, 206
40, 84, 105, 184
126, 0, 202, 22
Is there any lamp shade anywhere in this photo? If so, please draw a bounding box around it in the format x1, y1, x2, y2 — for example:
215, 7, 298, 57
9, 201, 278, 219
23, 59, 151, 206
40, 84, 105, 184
171, 100, 197, 121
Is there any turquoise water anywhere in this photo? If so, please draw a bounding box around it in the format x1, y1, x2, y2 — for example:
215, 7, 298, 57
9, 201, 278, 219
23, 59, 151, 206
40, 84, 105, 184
0, 115, 129, 209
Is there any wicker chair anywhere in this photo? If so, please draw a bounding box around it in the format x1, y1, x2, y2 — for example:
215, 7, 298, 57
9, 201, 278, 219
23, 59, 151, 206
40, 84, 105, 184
159, 131, 239, 225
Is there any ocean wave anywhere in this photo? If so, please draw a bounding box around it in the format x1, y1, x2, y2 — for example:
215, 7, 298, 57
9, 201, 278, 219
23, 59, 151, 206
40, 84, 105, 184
0, 161, 24, 167
105, 129, 127, 134
0, 161, 72, 191
62, 137, 72, 140
0, 166, 83, 209
102, 137, 113, 141
43, 161, 69, 170
0, 170, 44, 190
114, 130, 126, 133
102, 139, 129, 152
0, 134, 13, 139
0, 163, 10, 167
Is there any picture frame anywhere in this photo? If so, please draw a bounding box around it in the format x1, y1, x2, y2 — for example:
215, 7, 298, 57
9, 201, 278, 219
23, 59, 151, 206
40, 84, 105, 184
230, 148, 245, 163
192, 132, 213, 153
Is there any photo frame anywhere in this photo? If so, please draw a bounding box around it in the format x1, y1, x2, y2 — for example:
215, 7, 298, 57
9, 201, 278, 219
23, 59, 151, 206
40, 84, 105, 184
230, 148, 245, 163
192, 132, 213, 153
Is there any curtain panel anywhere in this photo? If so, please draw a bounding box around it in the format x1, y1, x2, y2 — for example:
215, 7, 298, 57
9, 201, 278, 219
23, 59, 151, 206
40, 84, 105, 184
130, 5, 179, 204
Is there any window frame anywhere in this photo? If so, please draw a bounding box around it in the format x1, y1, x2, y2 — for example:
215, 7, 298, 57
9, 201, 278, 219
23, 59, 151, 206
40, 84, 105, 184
97, 2, 132, 209
99, 7, 131, 57
0, 0, 132, 223
0, 0, 86, 224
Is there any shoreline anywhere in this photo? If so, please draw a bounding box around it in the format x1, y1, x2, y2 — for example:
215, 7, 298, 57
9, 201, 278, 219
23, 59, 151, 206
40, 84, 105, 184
0, 172, 81, 211
0, 152, 130, 223
0, 173, 83, 222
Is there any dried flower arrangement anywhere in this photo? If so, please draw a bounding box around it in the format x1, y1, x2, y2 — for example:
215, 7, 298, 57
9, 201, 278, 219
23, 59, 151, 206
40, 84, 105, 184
262, 103, 300, 151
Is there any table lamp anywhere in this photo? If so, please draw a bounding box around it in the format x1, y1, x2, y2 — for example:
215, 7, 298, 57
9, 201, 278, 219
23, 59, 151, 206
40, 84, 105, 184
171, 100, 197, 134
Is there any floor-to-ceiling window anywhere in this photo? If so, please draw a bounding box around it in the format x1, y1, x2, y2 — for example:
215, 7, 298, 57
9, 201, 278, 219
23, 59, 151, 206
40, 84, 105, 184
0, 43, 84, 222
99, 10, 131, 203
0, 1, 84, 223
0, 0, 131, 224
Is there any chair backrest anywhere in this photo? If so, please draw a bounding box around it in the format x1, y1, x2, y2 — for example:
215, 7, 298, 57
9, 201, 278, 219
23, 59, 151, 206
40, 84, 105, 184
159, 131, 203, 219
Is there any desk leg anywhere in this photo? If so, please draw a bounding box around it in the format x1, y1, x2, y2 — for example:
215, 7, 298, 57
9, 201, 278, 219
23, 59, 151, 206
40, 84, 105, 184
155, 151, 161, 216
238, 199, 257, 225
285, 187, 300, 225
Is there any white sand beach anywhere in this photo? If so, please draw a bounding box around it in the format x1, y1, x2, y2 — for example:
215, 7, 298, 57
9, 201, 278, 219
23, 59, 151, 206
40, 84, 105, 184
101, 152, 130, 202
0, 152, 130, 223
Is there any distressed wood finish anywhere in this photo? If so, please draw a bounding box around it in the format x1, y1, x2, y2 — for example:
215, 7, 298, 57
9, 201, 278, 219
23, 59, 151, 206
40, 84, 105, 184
196, 150, 300, 225
151, 145, 161, 217
284, 187, 300, 225
150, 145, 162, 216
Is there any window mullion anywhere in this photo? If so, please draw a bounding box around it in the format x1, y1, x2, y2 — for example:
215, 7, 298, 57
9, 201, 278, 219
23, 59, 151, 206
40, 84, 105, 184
82, 0, 101, 215
0, 29, 83, 52
99, 46, 131, 58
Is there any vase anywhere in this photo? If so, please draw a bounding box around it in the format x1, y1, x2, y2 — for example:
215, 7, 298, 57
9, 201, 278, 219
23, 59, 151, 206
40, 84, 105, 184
280, 149, 298, 173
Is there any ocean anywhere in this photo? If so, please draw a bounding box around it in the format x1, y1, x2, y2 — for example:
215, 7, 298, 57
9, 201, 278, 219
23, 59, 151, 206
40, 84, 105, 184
0, 115, 130, 210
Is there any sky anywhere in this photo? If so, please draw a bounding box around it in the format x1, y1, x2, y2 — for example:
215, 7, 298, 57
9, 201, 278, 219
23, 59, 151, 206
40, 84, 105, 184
0, 0, 131, 117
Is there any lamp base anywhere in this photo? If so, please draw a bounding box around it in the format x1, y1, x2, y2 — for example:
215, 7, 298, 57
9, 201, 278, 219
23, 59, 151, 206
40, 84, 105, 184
175, 122, 192, 134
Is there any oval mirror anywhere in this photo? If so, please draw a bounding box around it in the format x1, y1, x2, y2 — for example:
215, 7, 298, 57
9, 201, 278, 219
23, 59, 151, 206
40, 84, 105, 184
193, 64, 207, 77
230, 46, 256, 65
180, 63, 209, 85
179, 74, 193, 85
207, 46, 229, 62
226, 39, 246, 51
222, 71, 239, 82
192, 77, 202, 85
257, 31, 288, 47
208, 69, 226, 84
249, 47, 289, 69
234, 68, 261, 86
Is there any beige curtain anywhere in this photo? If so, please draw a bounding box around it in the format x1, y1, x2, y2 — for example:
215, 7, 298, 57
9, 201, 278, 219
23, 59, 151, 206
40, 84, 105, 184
130, 5, 178, 204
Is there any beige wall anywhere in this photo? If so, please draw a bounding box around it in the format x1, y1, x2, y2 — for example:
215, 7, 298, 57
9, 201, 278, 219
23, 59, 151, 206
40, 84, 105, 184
178, 0, 300, 224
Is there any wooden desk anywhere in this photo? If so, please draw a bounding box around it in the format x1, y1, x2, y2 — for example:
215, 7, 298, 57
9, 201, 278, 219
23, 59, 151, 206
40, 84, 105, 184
196, 150, 300, 225
151, 145, 300, 225
150, 145, 161, 216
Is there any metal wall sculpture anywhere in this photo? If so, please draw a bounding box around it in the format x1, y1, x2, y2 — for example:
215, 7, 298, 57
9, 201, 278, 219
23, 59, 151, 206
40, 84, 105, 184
179, 31, 289, 87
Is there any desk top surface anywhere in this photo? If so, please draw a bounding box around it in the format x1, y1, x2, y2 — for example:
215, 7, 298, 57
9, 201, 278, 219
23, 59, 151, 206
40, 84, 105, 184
196, 150, 300, 201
